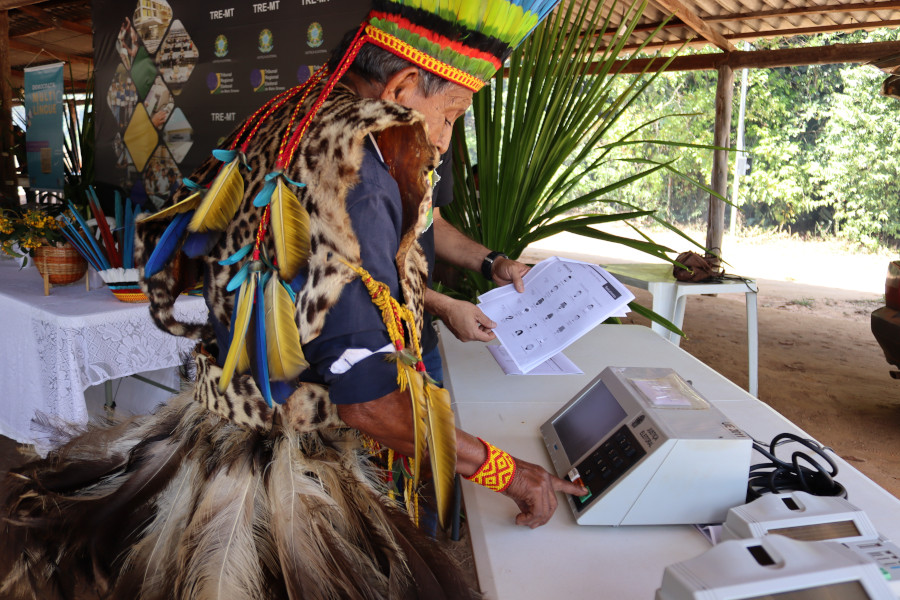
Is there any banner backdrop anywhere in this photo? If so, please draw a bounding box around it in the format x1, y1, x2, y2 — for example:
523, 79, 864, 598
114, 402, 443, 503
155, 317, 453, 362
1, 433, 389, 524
24, 63, 66, 191
92, 0, 368, 207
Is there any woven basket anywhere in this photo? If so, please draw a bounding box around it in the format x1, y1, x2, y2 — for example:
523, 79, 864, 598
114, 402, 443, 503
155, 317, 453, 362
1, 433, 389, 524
108, 283, 149, 303
33, 243, 88, 285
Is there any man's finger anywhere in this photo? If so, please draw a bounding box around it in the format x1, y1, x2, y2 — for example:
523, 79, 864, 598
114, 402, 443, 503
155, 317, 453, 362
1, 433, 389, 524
511, 269, 525, 293
554, 475, 590, 497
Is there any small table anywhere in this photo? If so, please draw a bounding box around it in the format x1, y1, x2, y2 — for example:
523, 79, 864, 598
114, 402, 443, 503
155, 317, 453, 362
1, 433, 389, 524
604, 263, 758, 396
0, 260, 207, 454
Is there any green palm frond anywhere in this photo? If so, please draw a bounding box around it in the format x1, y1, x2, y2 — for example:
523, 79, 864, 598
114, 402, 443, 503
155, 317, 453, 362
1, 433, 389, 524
446, 0, 726, 327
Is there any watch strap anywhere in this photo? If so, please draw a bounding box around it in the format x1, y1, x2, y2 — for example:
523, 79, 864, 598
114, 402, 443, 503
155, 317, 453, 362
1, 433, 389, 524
481, 250, 507, 281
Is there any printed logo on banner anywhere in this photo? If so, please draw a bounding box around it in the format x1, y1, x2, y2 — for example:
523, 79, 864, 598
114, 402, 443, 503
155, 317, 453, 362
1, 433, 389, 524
307, 22, 324, 48
259, 29, 274, 53
214, 34, 229, 58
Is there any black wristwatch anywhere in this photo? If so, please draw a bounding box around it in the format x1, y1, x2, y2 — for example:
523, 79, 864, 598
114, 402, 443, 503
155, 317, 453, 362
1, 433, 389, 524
481, 250, 508, 281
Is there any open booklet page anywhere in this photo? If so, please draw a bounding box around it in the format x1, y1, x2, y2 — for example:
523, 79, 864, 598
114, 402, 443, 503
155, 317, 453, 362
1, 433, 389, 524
477, 257, 634, 373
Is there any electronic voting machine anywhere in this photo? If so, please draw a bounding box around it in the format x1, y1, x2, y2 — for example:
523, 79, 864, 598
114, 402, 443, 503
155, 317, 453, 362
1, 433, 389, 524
540, 367, 752, 526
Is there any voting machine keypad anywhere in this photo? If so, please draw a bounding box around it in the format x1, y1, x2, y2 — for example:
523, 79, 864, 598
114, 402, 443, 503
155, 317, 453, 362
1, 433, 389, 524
572, 425, 646, 511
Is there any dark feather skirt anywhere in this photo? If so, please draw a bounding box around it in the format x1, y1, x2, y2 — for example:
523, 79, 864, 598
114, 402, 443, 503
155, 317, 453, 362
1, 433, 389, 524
0, 393, 476, 600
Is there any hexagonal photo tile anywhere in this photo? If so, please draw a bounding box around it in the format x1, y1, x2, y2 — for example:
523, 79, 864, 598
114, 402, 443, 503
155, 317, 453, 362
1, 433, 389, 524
163, 108, 192, 163
106, 64, 139, 130
156, 19, 198, 96
143, 145, 181, 209
143, 76, 174, 130
132, 0, 173, 55
123, 102, 157, 172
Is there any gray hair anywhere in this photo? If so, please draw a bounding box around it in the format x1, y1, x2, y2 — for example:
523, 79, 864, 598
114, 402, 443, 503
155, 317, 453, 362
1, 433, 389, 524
328, 30, 453, 97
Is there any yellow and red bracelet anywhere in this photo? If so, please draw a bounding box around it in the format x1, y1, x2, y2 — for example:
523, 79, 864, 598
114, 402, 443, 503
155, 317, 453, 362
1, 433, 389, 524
465, 438, 517, 493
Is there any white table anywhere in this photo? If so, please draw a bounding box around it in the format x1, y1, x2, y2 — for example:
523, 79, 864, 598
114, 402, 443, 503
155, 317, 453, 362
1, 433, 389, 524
0, 260, 207, 454
439, 323, 900, 599
604, 263, 759, 396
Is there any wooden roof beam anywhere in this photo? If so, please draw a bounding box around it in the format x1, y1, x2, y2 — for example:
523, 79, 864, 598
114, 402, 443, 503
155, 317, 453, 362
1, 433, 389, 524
619, 1, 900, 37
0, 0, 45, 9
612, 39, 900, 73
19, 6, 94, 35
16, 4, 92, 36
649, 0, 736, 51
8, 38, 92, 66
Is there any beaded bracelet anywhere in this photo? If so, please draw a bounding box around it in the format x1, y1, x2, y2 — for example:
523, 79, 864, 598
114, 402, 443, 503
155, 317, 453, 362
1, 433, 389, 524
465, 438, 517, 493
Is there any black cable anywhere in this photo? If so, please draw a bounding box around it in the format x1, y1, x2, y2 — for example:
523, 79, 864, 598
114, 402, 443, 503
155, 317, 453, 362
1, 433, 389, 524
747, 432, 846, 501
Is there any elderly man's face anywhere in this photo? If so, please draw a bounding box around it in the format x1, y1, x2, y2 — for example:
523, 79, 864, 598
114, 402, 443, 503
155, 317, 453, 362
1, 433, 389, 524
384, 69, 473, 154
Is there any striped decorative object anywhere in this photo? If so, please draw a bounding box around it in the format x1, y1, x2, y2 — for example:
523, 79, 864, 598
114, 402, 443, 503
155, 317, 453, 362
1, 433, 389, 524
368, 0, 563, 91
33, 243, 88, 286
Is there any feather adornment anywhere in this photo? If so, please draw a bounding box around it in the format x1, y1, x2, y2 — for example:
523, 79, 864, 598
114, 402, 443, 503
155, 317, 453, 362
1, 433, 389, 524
189, 157, 245, 232
424, 381, 457, 529
143, 211, 192, 277
139, 191, 203, 223
219, 269, 257, 393
251, 273, 272, 406
399, 362, 427, 487
263, 275, 307, 383
269, 178, 310, 281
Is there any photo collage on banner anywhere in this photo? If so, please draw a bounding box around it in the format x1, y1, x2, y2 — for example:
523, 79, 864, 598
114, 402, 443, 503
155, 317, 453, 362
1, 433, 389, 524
92, 0, 369, 208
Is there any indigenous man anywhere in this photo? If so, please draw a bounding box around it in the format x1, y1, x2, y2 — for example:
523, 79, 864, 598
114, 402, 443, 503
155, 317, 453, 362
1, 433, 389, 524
1, 1, 585, 598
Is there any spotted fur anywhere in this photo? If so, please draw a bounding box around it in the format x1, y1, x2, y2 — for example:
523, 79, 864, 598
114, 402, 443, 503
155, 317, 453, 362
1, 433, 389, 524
136, 83, 438, 429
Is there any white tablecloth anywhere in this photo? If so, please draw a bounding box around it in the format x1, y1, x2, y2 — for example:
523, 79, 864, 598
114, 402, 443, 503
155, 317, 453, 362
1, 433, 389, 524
0, 260, 207, 453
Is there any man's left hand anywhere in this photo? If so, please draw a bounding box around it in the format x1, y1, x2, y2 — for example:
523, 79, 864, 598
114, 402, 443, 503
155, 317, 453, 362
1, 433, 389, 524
492, 257, 530, 293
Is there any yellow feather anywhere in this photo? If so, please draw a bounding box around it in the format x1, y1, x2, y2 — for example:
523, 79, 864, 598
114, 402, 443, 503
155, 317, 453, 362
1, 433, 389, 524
189, 158, 245, 232
139, 191, 203, 222
425, 381, 457, 529
219, 273, 256, 393
270, 178, 310, 281
237, 342, 250, 374
264, 276, 307, 380
402, 363, 428, 487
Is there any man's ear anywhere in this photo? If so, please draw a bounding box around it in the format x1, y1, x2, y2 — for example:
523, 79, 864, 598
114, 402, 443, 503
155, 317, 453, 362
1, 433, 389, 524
380, 66, 420, 103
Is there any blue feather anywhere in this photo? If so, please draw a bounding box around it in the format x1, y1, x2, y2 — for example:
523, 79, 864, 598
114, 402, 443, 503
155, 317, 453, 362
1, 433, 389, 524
182, 232, 215, 257
253, 179, 276, 207
226, 261, 251, 292
212, 149, 237, 163
251, 272, 272, 406
270, 380, 294, 405
289, 269, 308, 295
66, 201, 111, 270
219, 243, 253, 265
144, 211, 192, 277
182, 178, 203, 191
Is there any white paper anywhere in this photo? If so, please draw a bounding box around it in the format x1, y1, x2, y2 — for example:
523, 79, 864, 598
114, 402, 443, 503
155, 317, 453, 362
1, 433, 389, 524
478, 257, 634, 373
487, 345, 582, 375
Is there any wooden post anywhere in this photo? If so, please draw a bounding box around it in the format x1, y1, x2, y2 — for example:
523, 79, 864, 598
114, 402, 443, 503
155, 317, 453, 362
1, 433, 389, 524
0, 10, 19, 209
706, 64, 735, 267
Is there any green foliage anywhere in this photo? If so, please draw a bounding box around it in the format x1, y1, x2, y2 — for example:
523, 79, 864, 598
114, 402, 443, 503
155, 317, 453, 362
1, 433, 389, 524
445, 0, 716, 301
62, 66, 95, 210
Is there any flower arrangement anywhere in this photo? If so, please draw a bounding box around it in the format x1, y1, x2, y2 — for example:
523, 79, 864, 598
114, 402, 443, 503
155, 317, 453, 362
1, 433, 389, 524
0, 206, 67, 265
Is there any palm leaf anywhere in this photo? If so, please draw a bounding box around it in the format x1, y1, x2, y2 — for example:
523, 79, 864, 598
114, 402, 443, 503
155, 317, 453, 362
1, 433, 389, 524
444, 0, 719, 300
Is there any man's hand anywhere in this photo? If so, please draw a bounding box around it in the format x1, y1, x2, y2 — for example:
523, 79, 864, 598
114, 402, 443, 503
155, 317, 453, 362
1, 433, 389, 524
502, 458, 589, 528
435, 295, 497, 342
492, 257, 530, 293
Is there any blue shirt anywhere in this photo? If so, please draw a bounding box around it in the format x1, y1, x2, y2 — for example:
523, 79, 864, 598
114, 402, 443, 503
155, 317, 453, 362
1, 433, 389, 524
299, 137, 406, 404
